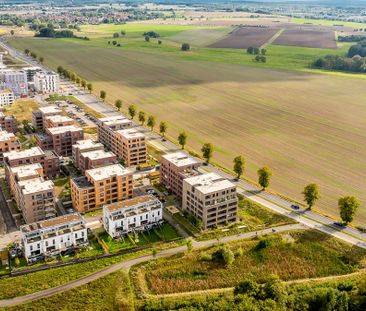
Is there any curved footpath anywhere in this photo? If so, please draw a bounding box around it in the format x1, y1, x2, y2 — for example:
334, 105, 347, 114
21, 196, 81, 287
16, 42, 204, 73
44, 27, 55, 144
0, 224, 303, 308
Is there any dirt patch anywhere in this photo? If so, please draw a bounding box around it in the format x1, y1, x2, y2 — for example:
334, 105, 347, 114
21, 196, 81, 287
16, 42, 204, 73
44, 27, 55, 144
209, 26, 280, 49
273, 29, 337, 49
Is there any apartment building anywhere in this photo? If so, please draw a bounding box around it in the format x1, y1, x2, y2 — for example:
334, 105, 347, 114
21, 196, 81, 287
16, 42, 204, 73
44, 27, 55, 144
22, 66, 43, 82
103, 195, 163, 238
97, 116, 133, 151
115, 129, 147, 167
33, 71, 60, 94
44, 115, 74, 129
182, 173, 238, 230
20, 213, 88, 262
4, 146, 60, 179
72, 139, 104, 169
71, 164, 133, 213
160, 151, 202, 197
0, 112, 17, 133
0, 130, 20, 162
32, 106, 62, 129
78, 149, 117, 173
18, 177, 56, 223
0, 89, 14, 107
0, 69, 28, 97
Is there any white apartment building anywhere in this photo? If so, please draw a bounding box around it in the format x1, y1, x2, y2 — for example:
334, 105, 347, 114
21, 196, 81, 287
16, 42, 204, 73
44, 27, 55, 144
34, 71, 59, 94
182, 172, 238, 230
0, 69, 28, 97
103, 195, 163, 238
20, 213, 88, 262
0, 89, 14, 107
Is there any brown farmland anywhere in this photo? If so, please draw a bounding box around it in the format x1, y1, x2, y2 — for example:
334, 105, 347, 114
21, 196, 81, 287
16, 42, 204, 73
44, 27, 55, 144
273, 29, 337, 49
209, 26, 280, 48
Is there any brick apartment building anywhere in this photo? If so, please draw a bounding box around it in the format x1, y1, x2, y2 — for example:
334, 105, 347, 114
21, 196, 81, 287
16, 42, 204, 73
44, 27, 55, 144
44, 115, 74, 129
0, 112, 18, 133
160, 151, 202, 197
78, 149, 117, 173
72, 139, 104, 169
71, 164, 133, 213
115, 129, 147, 167
182, 172, 238, 230
0, 130, 21, 162
32, 106, 62, 129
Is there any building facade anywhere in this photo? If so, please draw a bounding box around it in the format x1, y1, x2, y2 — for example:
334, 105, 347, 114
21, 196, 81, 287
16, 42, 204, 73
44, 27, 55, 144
182, 173, 238, 230
32, 106, 62, 130
115, 129, 147, 167
0, 90, 14, 107
0, 112, 17, 133
72, 139, 104, 169
20, 213, 88, 262
33, 71, 60, 94
0, 130, 21, 162
44, 115, 74, 129
103, 195, 163, 238
78, 149, 117, 173
0, 70, 28, 97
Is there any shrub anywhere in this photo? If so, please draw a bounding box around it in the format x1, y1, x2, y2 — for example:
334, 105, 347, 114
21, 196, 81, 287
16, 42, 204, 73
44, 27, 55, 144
200, 252, 212, 261
256, 239, 270, 250
212, 246, 235, 266
181, 43, 190, 51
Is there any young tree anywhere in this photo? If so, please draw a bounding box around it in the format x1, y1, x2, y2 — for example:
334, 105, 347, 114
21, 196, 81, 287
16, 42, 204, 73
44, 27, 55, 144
100, 90, 106, 101
145, 36, 150, 42
24, 48, 30, 56
121, 30, 126, 36
75, 76, 81, 85
247, 47, 254, 54
57, 65, 63, 75
181, 43, 190, 51
128, 104, 136, 119
338, 196, 360, 225
201, 143, 213, 163
257, 167, 272, 190
87, 83, 93, 93
81, 80, 87, 89
115, 99, 122, 111
261, 48, 267, 55
233, 156, 245, 180
39, 56, 44, 64
159, 121, 167, 137
138, 111, 146, 125
158, 40, 162, 45
186, 238, 193, 253
113, 32, 119, 38
30, 52, 37, 59
147, 115, 156, 131
303, 183, 320, 210
70, 72, 76, 82
178, 131, 187, 149
10, 30, 14, 36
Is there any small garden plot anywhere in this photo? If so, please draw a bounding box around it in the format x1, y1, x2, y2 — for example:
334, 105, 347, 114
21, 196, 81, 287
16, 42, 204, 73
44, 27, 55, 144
209, 27, 280, 49
273, 29, 337, 49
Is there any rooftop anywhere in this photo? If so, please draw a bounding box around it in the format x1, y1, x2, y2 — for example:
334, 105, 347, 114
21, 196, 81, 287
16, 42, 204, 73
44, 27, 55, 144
38, 106, 62, 115
73, 139, 103, 151
72, 176, 93, 189
18, 177, 54, 195
163, 151, 201, 168
0, 89, 13, 95
184, 172, 235, 194
21, 213, 83, 233
4, 146, 44, 161
45, 115, 73, 124
116, 129, 145, 140
47, 125, 83, 135
81, 149, 116, 161
86, 164, 132, 181
105, 195, 159, 212
0, 130, 15, 141
10, 163, 43, 179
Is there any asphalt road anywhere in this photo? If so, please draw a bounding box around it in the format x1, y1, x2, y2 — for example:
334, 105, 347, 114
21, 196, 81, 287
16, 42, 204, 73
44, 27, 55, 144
0, 223, 304, 308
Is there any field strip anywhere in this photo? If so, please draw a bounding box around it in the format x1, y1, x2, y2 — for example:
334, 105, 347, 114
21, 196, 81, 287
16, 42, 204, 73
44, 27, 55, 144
144, 269, 366, 299
261, 28, 285, 48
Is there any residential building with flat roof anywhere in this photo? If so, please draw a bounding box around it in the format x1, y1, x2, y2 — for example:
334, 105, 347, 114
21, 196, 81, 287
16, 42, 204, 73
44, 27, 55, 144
71, 164, 133, 213
34, 71, 60, 94
103, 195, 163, 238
0, 112, 17, 133
160, 151, 202, 197
97, 116, 133, 152
0, 130, 20, 162
0, 89, 14, 107
32, 106, 62, 129
78, 149, 117, 173
0, 69, 28, 97
115, 129, 147, 167
18, 177, 56, 223
72, 139, 104, 169
20, 213, 88, 262
182, 173, 238, 230
44, 115, 74, 129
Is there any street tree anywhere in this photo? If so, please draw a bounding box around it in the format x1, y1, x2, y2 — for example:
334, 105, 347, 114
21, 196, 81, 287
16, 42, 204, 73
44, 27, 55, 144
128, 105, 136, 119
147, 115, 156, 131
233, 156, 245, 180
257, 166, 272, 190
338, 196, 360, 225
201, 143, 213, 163
159, 121, 167, 137
138, 111, 146, 125
100, 90, 106, 101
30, 52, 37, 59
178, 131, 187, 149
87, 83, 93, 93
24, 49, 30, 55
75, 76, 81, 85
39, 56, 44, 64
57, 65, 63, 75
181, 43, 190, 51
70, 72, 76, 82
81, 80, 87, 89
115, 99, 122, 111
303, 183, 320, 210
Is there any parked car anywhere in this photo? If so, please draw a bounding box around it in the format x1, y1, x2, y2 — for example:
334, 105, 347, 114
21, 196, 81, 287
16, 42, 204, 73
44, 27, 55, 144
291, 204, 300, 210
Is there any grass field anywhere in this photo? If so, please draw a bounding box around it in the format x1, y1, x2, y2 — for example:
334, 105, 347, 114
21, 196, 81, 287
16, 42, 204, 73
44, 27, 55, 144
9, 24, 366, 225
4, 99, 39, 122
291, 17, 366, 29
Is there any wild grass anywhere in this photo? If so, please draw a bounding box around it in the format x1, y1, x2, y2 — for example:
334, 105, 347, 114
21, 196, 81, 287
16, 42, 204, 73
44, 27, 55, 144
4, 99, 39, 122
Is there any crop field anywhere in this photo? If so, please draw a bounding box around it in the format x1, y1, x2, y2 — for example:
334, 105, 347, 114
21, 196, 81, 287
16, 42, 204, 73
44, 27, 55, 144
209, 26, 280, 49
9, 23, 366, 225
273, 29, 337, 49
134, 230, 366, 295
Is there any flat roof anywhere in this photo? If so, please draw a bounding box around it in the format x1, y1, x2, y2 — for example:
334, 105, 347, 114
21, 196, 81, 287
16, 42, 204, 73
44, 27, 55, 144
45, 115, 73, 123
105, 195, 158, 212
39, 106, 62, 115
86, 164, 132, 181
4, 146, 44, 161
72, 176, 93, 189
81, 149, 116, 161
99, 115, 127, 123
163, 151, 201, 168
21, 213, 83, 233
115, 129, 145, 140
18, 177, 54, 195
10, 163, 43, 179
184, 172, 235, 194
0, 130, 15, 141
0, 89, 13, 94
47, 125, 83, 135
73, 139, 103, 151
